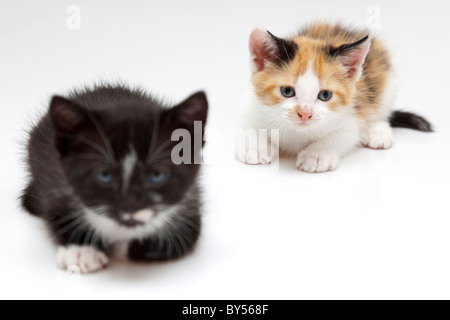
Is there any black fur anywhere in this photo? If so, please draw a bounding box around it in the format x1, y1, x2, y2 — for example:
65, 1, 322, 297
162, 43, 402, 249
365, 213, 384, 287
128, 194, 202, 261
21, 84, 208, 262
390, 111, 433, 132
267, 31, 298, 66
20, 182, 41, 217
327, 35, 370, 58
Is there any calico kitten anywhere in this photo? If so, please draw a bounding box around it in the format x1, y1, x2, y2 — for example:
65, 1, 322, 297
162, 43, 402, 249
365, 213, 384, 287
20, 84, 208, 273
239, 23, 432, 172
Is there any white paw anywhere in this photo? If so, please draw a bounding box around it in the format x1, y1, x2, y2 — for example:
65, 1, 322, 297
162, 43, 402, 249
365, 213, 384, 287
237, 146, 272, 165
361, 122, 394, 150
57, 246, 109, 274
296, 152, 339, 173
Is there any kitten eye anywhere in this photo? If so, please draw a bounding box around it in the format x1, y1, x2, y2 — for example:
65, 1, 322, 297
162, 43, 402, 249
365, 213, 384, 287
318, 90, 333, 101
94, 170, 115, 186
148, 169, 170, 187
280, 86, 296, 98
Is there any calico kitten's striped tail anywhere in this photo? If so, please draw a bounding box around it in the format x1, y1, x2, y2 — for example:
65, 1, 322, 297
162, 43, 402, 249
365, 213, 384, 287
390, 111, 433, 132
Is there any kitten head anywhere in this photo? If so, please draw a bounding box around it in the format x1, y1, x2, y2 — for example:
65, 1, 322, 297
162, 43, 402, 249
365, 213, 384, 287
249, 28, 370, 129
49, 90, 208, 228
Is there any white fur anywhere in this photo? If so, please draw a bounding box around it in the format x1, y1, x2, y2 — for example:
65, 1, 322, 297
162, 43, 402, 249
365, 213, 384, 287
361, 121, 393, 149
360, 72, 396, 149
110, 241, 129, 260
236, 127, 278, 165
294, 66, 321, 111
122, 147, 137, 193
57, 245, 109, 274
84, 204, 182, 244
380, 72, 397, 120
237, 144, 274, 165
296, 113, 360, 172
64, 184, 196, 267
237, 144, 260, 165
297, 152, 339, 173
243, 28, 396, 170
241, 65, 361, 172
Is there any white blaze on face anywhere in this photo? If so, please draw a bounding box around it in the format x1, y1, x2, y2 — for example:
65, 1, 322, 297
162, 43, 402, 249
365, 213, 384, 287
276, 63, 335, 126
122, 146, 138, 193
294, 65, 321, 113
278, 64, 323, 120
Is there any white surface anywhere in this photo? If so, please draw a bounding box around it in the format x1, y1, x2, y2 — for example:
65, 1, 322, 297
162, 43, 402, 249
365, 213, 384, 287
1, 0, 450, 300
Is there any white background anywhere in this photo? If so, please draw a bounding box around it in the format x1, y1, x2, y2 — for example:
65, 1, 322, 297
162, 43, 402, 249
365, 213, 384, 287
1, 0, 450, 300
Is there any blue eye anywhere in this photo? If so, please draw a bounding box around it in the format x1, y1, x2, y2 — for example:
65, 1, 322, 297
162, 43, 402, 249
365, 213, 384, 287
318, 90, 333, 101
280, 86, 296, 98
94, 171, 115, 186
148, 169, 169, 186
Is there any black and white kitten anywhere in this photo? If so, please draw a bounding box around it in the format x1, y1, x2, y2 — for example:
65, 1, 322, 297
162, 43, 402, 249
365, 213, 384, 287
21, 84, 208, 273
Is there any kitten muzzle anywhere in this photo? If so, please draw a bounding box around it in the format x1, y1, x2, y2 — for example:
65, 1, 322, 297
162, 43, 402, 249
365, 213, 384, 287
296, 105, 313, 123
121, 209, 154, 224
298, 112, 313, 122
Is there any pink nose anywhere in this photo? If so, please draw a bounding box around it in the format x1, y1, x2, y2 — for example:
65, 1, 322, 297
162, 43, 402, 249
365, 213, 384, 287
298, 112, 313, 121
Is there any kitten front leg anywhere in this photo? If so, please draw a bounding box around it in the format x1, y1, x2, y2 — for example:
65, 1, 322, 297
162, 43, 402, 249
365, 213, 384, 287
296, 149, 340, 173
236, 128, 279, 165
360, 121, 394, 149
237, 144, 273, 165
296, 124, 359, 173
49, 205, 109, 273
57, 245, 109, 274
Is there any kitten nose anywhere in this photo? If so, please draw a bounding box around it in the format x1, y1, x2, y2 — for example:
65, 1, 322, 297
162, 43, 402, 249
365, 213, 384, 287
122, 209, 154, 222
122, 204, 142, 214
298, 112, 313, 121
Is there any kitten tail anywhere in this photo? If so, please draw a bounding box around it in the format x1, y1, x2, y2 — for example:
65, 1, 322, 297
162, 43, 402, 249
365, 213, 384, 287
390, 111, 433, 132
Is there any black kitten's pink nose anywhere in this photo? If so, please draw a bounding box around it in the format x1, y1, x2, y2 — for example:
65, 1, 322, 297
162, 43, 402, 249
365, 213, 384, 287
122, 209, 154, 223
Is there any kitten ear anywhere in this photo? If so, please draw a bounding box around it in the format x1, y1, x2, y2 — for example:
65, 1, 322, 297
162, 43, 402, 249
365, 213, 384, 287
166, 91, 208, 129
249, 29, 298, 72
50, 96, 87, 133
328, 35, 371, 80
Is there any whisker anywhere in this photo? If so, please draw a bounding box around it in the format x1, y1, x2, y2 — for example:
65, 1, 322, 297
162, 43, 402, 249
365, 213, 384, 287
57, 133, 115, 164
69, 220, 91, 244
52, 211, 84, 226
83, 227, 94, 247
148, 150, 172, 164
56, 215, 85, 235
171, 215, 201, 232
147, 110, 161, 160
87, 112, 117, 163
148, 138, 173, 163
70, 154, 111, 164
167, 233, 181, 258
